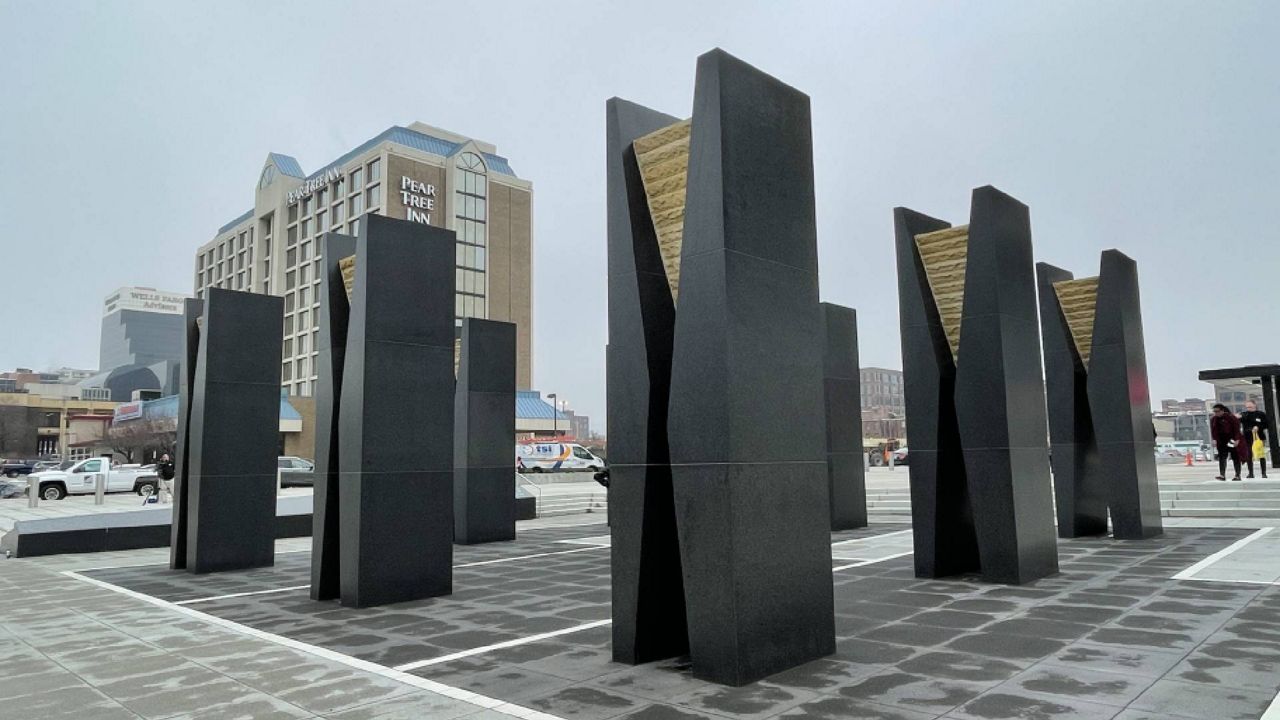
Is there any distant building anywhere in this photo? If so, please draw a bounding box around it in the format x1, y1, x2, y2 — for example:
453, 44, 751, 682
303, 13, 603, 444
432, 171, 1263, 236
515, 391, 569, 439
860, 367, 905, 441
76, 287, 189, 401
562, 409, 591, 441
1214, 387, 1264, 414
1154, 397, 1213, 447
1161, 398, 1209, 413
0, 384, 117, 458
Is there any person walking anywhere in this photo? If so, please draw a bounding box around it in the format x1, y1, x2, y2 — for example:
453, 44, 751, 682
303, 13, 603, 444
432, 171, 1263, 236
1242, 400, 1269, 478
1210, 404, 1244, 481
157, 453, 176, 501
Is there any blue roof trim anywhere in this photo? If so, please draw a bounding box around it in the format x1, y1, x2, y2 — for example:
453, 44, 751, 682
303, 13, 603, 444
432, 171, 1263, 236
217, 208, 254, 234
516, 391, 568, 421
297, 126, 519, 183
269, 153, 305, 178
136, 393, 301, 422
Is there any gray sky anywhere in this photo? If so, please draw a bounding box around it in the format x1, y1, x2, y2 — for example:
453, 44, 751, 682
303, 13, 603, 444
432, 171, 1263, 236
2, 1, 1277, 429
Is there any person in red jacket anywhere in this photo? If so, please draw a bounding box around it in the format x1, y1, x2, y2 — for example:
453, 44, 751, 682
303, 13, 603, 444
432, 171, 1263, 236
1210, 403, 1245, 481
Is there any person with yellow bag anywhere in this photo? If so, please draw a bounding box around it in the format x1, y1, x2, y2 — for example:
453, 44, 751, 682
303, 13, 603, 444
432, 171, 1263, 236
1241, 400, 1269, 479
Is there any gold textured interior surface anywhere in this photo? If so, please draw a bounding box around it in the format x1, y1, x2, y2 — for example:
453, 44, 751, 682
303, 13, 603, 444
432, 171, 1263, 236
454, 338, 461, 379
339, 255, 356, 301
1053, 277, 1099, 369
913, 225, 970, 360
632, 119, 691, 303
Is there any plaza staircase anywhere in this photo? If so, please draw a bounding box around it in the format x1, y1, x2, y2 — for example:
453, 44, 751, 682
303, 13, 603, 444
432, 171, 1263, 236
517, 474, 608, 518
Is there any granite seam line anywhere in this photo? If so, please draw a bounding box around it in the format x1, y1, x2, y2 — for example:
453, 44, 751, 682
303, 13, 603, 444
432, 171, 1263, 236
392, 619, 614, 672
832, 551, 914, 572
1171, 526, 1275, 580
60, 569, 569, 720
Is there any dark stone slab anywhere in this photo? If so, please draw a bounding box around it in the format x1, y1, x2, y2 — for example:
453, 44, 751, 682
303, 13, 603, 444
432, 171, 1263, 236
454, 318, 517, 544
605, 96, 688, 666
180, 288, 282, 574
894, 187, 1058, 585
822, 303, 867, 530
666, 49, 834, 686
310, 232, 357, 601
338, 213, 456, 607
168, 298, 202, 570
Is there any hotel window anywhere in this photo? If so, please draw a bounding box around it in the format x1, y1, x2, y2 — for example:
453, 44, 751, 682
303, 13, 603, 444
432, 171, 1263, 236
368, 158, 381, 181
286, 270, 296, 290
298, 333, 308, 355
301, 218, 311, 239
350, 217, 360, 237
299, 286, 310, 307
288, 204, 298, 223
332, 202, 344, 223
317, 187, 327, 206
333, 176, 344, 196
285, 293, 295, 313
300, 241, 311, 261
366, 184, 380, 208
287, 226, 297, 247
350, 193, 364, 216
351, 167, 363, 189
298, 308, 309, 329
283, 338, 293, 358
454, 152, 488, 320
299, 264, 310, 284
282, 362, 292, 382
284, 315, 294, 335
302, 197, 311, 216
286, 248, 296, 267
317, 210, 327, 232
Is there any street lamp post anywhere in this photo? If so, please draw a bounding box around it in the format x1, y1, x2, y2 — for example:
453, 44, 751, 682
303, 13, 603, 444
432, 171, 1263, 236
547, 393, 558, 437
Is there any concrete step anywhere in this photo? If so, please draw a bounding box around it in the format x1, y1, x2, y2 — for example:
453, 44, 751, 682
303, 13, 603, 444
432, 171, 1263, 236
1161, 499, 1280, 509
1164, 508, 1280, 518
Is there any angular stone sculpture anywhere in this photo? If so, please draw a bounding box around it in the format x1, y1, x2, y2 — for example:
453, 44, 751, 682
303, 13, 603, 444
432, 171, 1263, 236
608, 48, 835, 687
821, 303, 867, 530
168, 298, 202, 571
337, 214, 456, 608
173, 288, 282, 574
454, 318, 517, 544
310, 232, 357, 600
1037, 250, 1163, 539
894, 187, 1059, 584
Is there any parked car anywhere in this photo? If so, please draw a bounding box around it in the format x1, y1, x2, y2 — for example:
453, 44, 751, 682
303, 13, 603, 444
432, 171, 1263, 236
891, 447, 909, 466
31, 460, 61, 473
278, 456, 315, 486
25, 458, 159, 501
1, 459, 38, 478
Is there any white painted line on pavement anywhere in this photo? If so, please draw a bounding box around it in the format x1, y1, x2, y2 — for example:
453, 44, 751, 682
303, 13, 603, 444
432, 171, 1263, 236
454, 545, 607, 568
1171, 527, 1275, 581
394, 619, 613, 672
174, 584, 311, 605
63, 570, 568, 720
830, 529, 913, 546
832, 550, 914, 572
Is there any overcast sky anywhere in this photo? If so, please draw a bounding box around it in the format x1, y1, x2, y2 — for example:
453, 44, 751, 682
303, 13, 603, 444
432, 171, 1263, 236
2, 1, 1277, 428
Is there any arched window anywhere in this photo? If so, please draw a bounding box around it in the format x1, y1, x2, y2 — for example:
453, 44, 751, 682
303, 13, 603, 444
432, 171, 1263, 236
259, 165, 276, 189
454, 152, 487, 323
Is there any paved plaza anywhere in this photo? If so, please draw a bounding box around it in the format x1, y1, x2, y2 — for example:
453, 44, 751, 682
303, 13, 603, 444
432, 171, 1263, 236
1, 513, 1277, 719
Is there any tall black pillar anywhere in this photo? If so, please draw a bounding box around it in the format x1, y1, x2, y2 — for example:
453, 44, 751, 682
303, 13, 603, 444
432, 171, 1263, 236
1089, 250, 1163, 538
310, 232, 357, 600
1037, 263, 1107, 538
454, 318, 517, 545
182, 289, 283, 574
168, 298, 203, 571
895, 187, 1058, 585
667, 50, 834, 686
605, 96, 688, 666
821, 303, 867, 530
1262, 375, 1280, 465
338, 214, 455, 608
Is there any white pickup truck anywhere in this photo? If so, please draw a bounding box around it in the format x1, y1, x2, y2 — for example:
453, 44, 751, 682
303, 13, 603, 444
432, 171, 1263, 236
26, 458, 160, 501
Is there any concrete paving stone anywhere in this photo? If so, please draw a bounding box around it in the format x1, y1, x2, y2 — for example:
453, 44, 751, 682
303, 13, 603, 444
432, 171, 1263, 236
514, 645, 617, 682
0, 662, 91, 701
609, 703, 723, 720
587, 658, 707, 703
325, 690, 484, 720
977, 617, 1095, 641
0, 684, 142, 720
416, 665, 574, 703
944, 632, 1068, 660
896, 651, 1024, 684
1022, 603, 1127, 625
994, 662, 1156, 708
669, 681, 819, 720
858, 622, 971, 648
775, 695, 937, 719
947, 689, 1123, 720
1084, 627, 1200, 652
236, 663, 421, 715
1042, 641, 1186, 679
1127, 678, 1274, 719
758, 658, 891, 693
526, 685, 646, 720
1169, 646, 1280, 693
156, 694, 316, 720
901, 609, 995, 630
836, 670, 994, 715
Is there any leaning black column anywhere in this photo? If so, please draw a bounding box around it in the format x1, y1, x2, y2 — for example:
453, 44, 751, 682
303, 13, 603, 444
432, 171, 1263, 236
668, 49, 834, 686
183, 288, 283, 573
895, 187, 1058, 585
310, 232, 357, 600
168, 298, 203, 571
1037, 262, 1107, 538
1089, 250, 1163, 538
339, 214, 455, 607
605, 97, 688, 665
821, 303, 867, 530
454, 318, 517, 544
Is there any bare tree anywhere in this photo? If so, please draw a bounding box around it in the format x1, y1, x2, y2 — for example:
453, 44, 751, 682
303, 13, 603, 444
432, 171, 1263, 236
108, 418, 176, 464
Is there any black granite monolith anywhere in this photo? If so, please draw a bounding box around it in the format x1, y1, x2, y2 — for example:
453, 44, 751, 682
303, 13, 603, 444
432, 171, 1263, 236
168, 298, 202, 571
667, 49, 835, 686
821, 303, 867, 530
338, 214, 455, 608
605, 96, 688, 666
310, 232, 357, 600
895, 186, 1059, 585
454, 318, 517, 545
182, 288, 283, 574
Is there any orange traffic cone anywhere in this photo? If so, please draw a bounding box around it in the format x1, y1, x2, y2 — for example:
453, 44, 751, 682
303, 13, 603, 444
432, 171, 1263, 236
1185, 451, 1194, 466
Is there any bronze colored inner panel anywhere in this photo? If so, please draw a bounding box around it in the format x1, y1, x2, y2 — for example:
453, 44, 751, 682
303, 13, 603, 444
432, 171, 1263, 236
632, 119, 691, 303
1053, 277, 1099, 369
339, 255, 356, 301
913, 225, 970, 361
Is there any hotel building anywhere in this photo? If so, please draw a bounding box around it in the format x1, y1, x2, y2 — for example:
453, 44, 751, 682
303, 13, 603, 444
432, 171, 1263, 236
193, 123, 533, 397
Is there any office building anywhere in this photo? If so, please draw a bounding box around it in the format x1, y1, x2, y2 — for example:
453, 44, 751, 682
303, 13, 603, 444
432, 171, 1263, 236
860, 366, 905, 439
76, 287, 190, 400
194, 122, 533, 397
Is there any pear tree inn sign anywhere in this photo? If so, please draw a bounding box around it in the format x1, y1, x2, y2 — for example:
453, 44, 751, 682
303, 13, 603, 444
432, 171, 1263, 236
287, 167, 342, 206
400, 176, 437, 225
